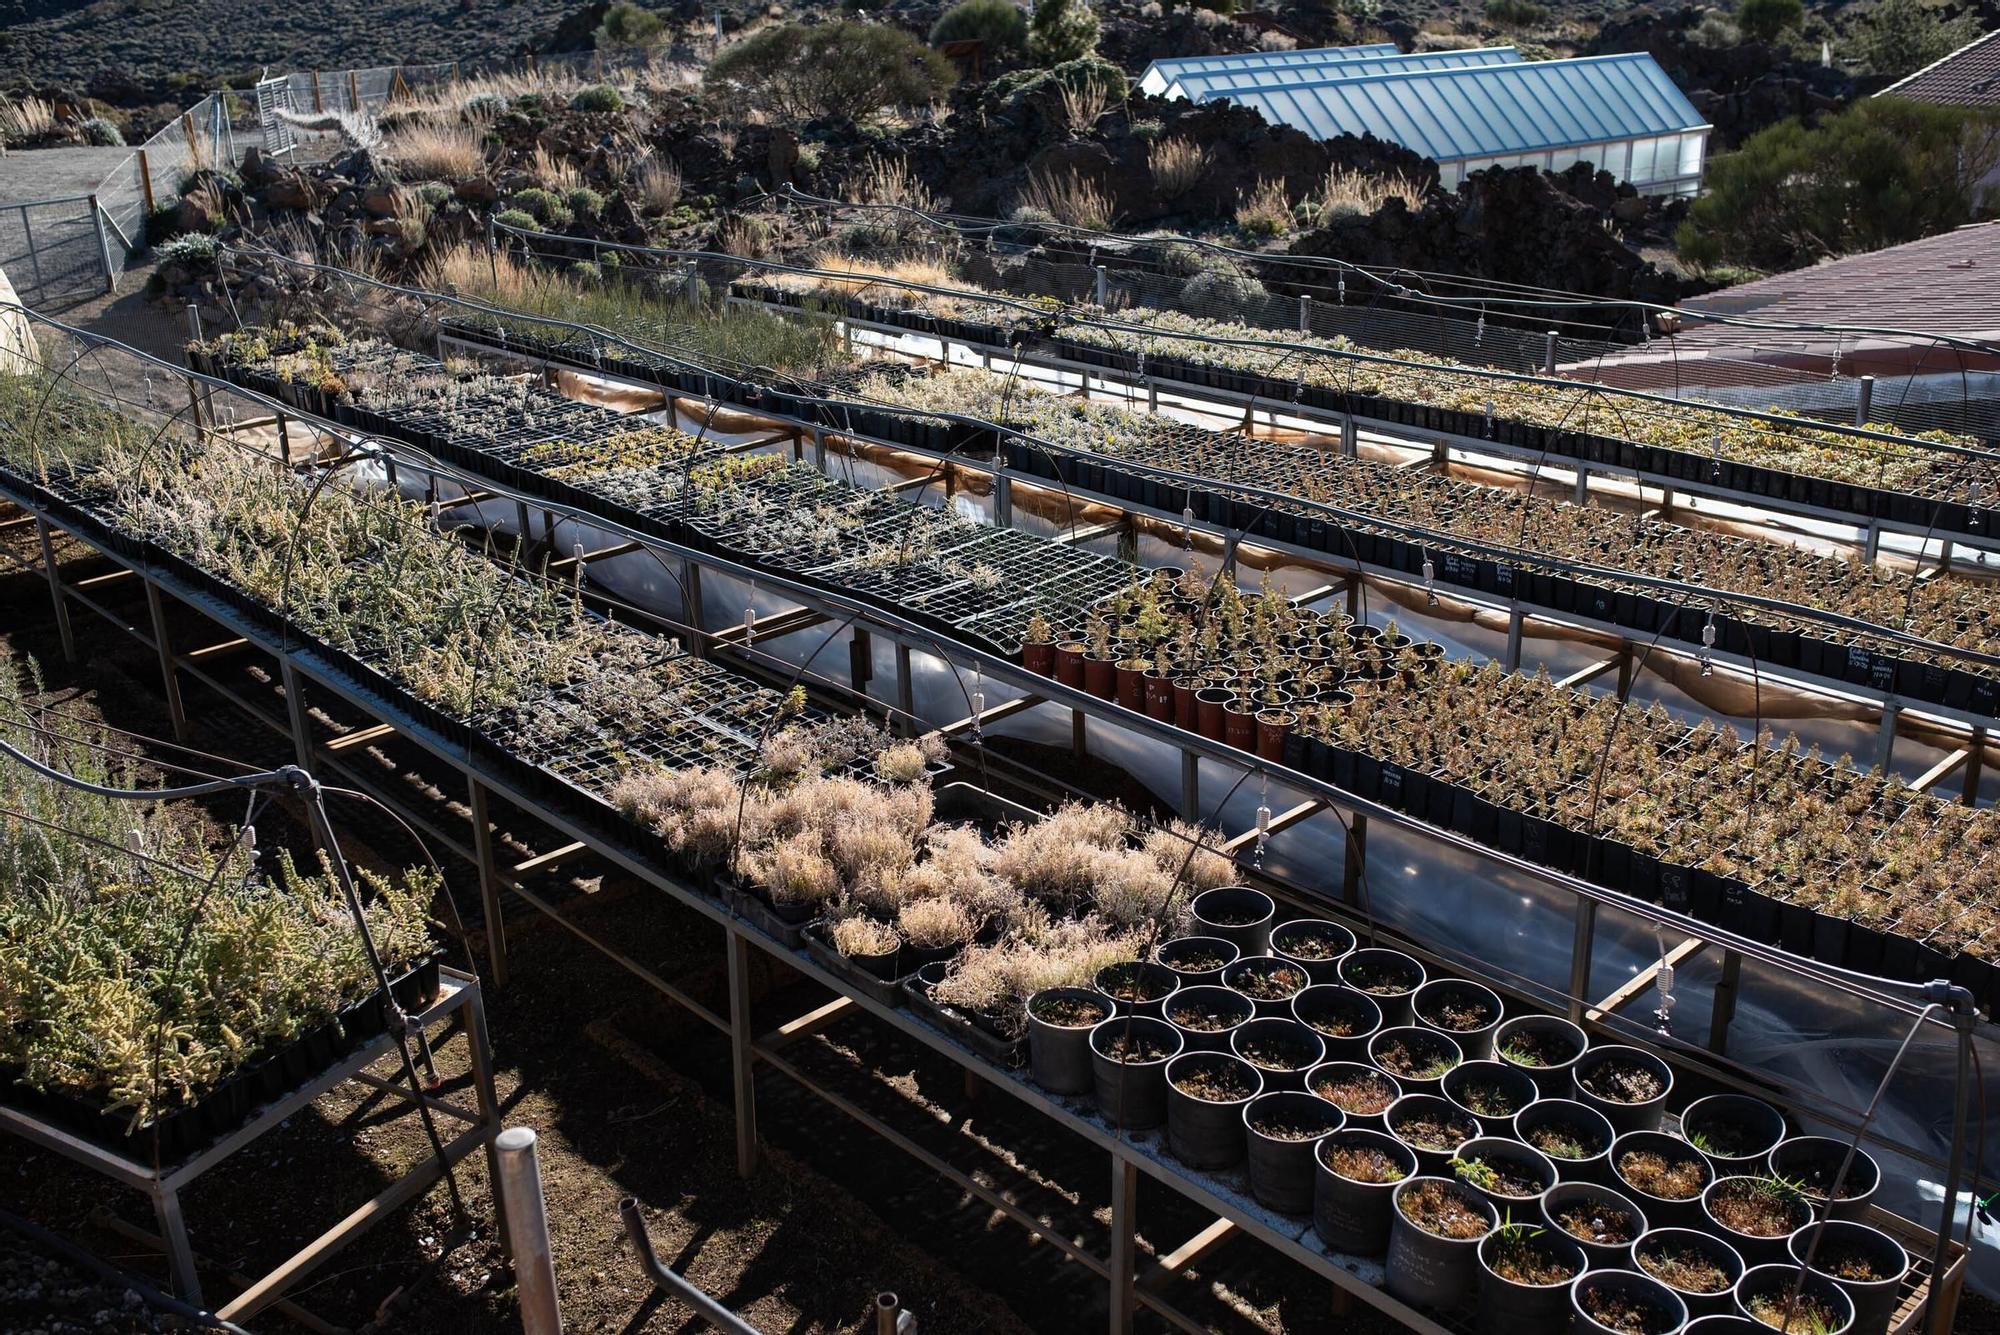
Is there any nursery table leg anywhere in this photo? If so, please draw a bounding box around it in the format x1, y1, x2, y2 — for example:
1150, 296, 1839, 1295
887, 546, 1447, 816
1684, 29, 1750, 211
1073, 707, 1087, 757
1567, 899, 1597, 1025
1503, 604, 1524, 672
727, 928, 760, 1178
35, 516, 75, 662
464, 981, 509, 1258
993, 473, 1013, 529
1181, 750, 1199, 822
1962, 729, 1987, 804
467, 778, 510, 988
279, 662, 314, 771
1877, 703, 1901, 773
1708, 951, 1741, 1055
1108, 1157, 1139, 1335
894, 643, 913, 728
151, 1185, 203, 1305
144, 578, 188, 742
1342, 814, 1366, 908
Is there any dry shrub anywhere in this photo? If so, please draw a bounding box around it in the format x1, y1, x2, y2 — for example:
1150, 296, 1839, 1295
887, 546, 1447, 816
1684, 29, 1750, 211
1148, 137, 1210, 200
529, 145, 587, 195
1055, 74, 1114, 137
830, 913, 902, 957
1017, 165, 1113, 230
1314, 166, 1426, 223
850, 152, 940, 214
1233, 176, 1294, 236
631, 155, 683, 214
1256, 30, 1298, 50
719, 214, 773, 257
381, 122, 487, 180
1141, 819, 1234, 891
899, 896, 974, 949
0, 96, 57, 145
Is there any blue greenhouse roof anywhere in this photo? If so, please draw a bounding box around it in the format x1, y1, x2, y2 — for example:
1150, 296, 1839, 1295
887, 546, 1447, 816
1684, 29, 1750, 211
1196, 53, 1709, 160
1168, 48, 1521, 104
1137, 44, 1400, 97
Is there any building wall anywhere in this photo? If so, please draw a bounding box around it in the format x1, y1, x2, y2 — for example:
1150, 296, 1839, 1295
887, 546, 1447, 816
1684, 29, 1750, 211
1435, 129, 1707, 198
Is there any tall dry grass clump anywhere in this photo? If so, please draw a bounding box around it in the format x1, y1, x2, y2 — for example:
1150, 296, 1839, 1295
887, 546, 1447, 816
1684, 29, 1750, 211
0, 96, 57, 146
1313, 166, 1426, 223
1233, 177, 1294, 236
1018, 166, 1112, 230
1148, 137, 1210, 200
631, 155, 683, 214
850, 152, 940, 215
529, 145, 587, 195
1054, 74, 1114, 137
380, 122, 487, 181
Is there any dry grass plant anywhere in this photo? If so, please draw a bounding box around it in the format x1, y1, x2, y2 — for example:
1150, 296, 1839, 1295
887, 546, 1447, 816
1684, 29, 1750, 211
1148, 137, 1210, 200
1233, 176, 1294, 236
1314, 166, 1426, 223
380, 122, 487, 180
1018, 166, 1113, 230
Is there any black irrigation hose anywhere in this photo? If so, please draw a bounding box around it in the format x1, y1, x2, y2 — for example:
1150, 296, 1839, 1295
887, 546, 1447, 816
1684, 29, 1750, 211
0, 1206, 255, 1335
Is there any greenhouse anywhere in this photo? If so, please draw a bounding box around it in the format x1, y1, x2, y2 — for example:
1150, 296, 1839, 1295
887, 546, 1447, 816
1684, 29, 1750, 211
1136, 42, 1402, 97
1163, 47, 1524, 107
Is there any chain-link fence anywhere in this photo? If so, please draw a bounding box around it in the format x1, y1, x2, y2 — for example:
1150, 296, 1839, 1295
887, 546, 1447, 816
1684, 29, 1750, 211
0, 195, 115, 310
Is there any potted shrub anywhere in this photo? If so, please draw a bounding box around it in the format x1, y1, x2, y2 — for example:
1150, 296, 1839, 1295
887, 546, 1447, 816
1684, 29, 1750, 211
1785, 1219, 1909, 1335
1094, 960, 1180, 1018
1681, 1095, 1787, 1178
1307, 1061, 1403, 1131
1385, 1093, 1480, 1175
1704, 1178, 1813, 1267
1369, 1026, 1464, 1096
1162, 984, 1255, 1053
1154, 934, 1240, 986
1571, 1269, 1688, 1335
1026, 986, 1111, 1095
1230, 1016, 1326, 1093
1089, 1014, 1184, 1131
1387, 1176, 1497, 1310
1733, 1264, 1855, 1333
1477, 1222, 1587, 1335
1270, 918, 1356, 983
1514, 1098, 1616, 1184
1245, 1089, 1344, 1215
1022, 610, 1056, 675
1165, 1051, 1262, 1170
1614, 1131, 1716, 1229
1256, 705, 1295, 762
824, 914, 903, 981
1412, 977, 1505, 1060
1540, 1180, 1649, 1270
1190, 885, 1275, 954
1222, 954, 1310, 1017
1635, 1228, 1748, 1320
1291, 984, 1382, 1060
1571, 1045, 1674, 1135
1449, 1136, 1556, 1215
1441, 1060, 1538, 1134
1314, 1128, 1417, 1255
1766, 1138, 1879, 1223
1493, 1013, 1588, 1096
1337, 947, 1427, 1026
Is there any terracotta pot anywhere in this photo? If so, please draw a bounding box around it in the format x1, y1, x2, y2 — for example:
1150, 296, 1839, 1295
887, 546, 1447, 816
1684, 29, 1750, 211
1055, 643, 1086, 688
1114, 661, 1146, 710
1223, 700, 1258, 752
1083, 654, 1117, 700
1256, 709, 1294, 762
1196, 686, 1232, 741
1172, 676, 1199, 730
1022, 640, 1055, 676
1143, 671, 1176, 721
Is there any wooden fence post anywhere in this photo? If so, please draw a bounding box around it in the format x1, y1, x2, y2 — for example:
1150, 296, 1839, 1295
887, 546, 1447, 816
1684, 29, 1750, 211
347, 69, 361, 111
137, 149, 156, 216
310, 70, 324, 113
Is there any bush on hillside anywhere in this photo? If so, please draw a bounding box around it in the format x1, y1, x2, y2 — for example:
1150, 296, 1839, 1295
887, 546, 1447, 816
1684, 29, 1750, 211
931, 0, 1030, 64
707, 22, 957, 123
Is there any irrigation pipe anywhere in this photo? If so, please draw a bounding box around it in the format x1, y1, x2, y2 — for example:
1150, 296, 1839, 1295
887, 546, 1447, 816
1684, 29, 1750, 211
0, 1205, 256, 1335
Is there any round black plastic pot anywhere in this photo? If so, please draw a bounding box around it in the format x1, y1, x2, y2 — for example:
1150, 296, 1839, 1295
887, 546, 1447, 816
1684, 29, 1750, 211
1271, 918, 1357, 983
1165, 1051, 1261, 1170
1089, 1015, 1183, 1131
1450, 1136, 1558, 1216
1190, 885, 1275, 955
1369, 1026, 1464, 1096
1222, 954, 1312, 1018
1386, 1093, 1481, 1176
1681, 1094, 1787, 1178
1514, 1098, 1615, 1184
1245, 1090, 1345, 1215
1292, 984, 1382, 1060
1306, 1060, 1402, 1131
1571, 1268, 1687, 1335
1767, 1137, 1880, 1223
1163, 984, 1254, 1053
1571, 1045, 1674, 1135
1231, 1016, 1326, 1092
1540, 1180, 1650, 1271
1477, 1227, 1587, 1335
1786, 1220, 1908, 1335
1634, 1227, 1747, 1319
1155, 934, 1240, 987
1703, 1177, 1813, 1267
1094, 960, 1181, 1018
1613, 1130, 1715, 1229
1338, 948, 1426, 1026
1443, 1060, 1539, 1134
1413, 977, 1505, 1060
1027, 987, 1113, 1095
1733, 1263, 1855, 1335
1314, 1129, 1417, 1255
1493, 1013, 1588, 1096
1387, 1177, 1497, 1311
1682, 1318, 1761, 1333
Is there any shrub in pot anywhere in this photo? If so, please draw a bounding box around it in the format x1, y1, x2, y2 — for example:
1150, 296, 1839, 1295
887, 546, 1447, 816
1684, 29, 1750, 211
1478, 1222, 1587, 1335
1230, 1016, 1326, 1092
1571, 1045, 1674, 1135
1314, 1128, 1416, 1255
1190, 885, 1274, 954
1163, 983, 1254, 1052
1292, 984, 1382, 1060
1494, 1013, 1588, 1096
1540, 1179, 1650, 1270
1386, 1093, 1481, 1175
1154, 934, 1239, 987
1245, 1089, 1344, 1215
1165, 1050, 1262, 1170
1704, 1178, 1813, 1267
1337, 947, 1426, 1026
1681, 1095, 1787, 1178
1571, 1268, 1687, 1335
1514, 1098, 1616, 1183
1766, 1137, 1879, 1223
1094, 960, 1180, 1018
1785, 1219, 1909, 1335
1613, 1130, 1715, 1229
1222, 954, 1311, 1017
1387, 1176, 1497, 1310
1089, 1014, 1183, 1130
1307, 1060, 1402, 1130
1370, 1026, 1464, 1096
1634, 1227, 1747, 1319
1271, 918, 1356, 983
1027, 987, 1111, 1095
1449, 1136, 1557, 1216
1443, 1060, 1538, 1134
1733, 1263, 1855, 1334
1413, 977, 1505, 1060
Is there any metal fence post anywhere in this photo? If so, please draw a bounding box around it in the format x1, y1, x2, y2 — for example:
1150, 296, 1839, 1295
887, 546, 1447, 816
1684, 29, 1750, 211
88, 195, 116, 292
1854, 374, 1874, 428
494, 1128, 562, 1335
1543, 330, 1558, 375
1094, 265, 1108, 308
18, 203, 46, 294
1299, 292, 1311, 332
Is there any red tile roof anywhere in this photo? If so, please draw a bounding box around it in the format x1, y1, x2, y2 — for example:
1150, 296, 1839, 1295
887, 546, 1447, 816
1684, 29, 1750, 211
1879, 28, 2000, 108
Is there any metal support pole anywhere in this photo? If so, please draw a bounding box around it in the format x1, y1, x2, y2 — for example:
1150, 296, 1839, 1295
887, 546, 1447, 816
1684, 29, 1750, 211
494, 1128, 562, 1335
1108, 1157, 1138, 1335
1877, 702, 1901, 773
1298, 293, 1311, 332
1566, 899, 1596, 1025
278, 661, 314, 771
467, 777, 510, 987
683, 559, 706, 656
1614, 648, 1634, 702
88, 195, 116, 293
1708, 949, 1740, 1055
20, 204, 45, 294
1345, 579, 1359, 618
34, 516, 75, 662
1341, 813, 1366, 909
894, 642, 914, 728
1927, 1007, 1976, 1335
851, 625, 874, 692
150, 1188, 203, 1303
993, 471, 1013, 529
1181, 749, 1199, 822
686, 262, 701, 307
1340, 414, 1357, 459
144, 579, 189, 742
811, 426, 827, 472
1544, 330, 1559, 375
463, 985, 509, 1258
1963, 727, 1987, 805
1572, 464, 1589, 504
1864, 520, 1883, 564
1854, 374, 1874, 428
1094, 265, 1108, 308
1072, 706, 1086, 757
727, 928, 760, 1177
1504, 604, 1524, 673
